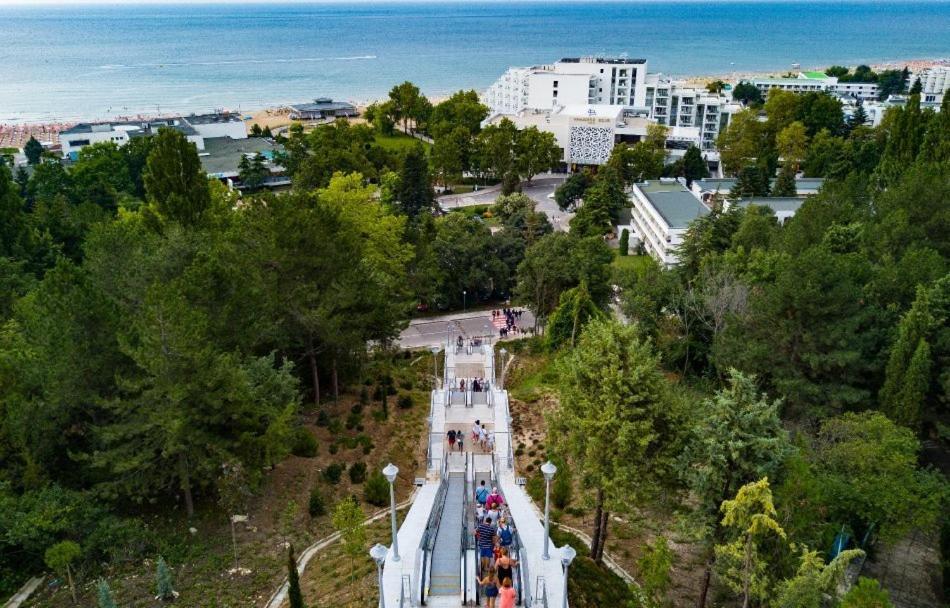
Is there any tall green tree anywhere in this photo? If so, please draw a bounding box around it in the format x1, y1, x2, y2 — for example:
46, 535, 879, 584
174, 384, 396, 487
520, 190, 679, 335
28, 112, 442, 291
387, 81, 424, 133
515, 126, 561, 182
395, 144, 434, 220
545, 281, 606, 350
680, 145, 709, 187
143, 128, 211, 227
24, 137, 44, 165
287, 544, 305, 608
548, 319, 680, 563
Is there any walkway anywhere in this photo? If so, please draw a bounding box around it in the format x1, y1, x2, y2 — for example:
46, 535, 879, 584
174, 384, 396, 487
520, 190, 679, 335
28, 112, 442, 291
379, 336, 569, 607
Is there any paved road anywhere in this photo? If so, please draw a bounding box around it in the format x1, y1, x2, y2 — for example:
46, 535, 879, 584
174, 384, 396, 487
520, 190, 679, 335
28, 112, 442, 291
399, 309, 536, 350
437, 175, 573, 231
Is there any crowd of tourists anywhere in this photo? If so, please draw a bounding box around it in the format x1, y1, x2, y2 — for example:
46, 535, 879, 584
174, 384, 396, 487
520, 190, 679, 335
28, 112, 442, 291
458, 377, 489, 392
446, 419, 494, 453
474, 480, 518, 608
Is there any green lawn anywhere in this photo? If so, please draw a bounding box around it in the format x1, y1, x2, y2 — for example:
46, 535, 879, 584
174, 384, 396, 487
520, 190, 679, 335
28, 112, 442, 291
373, 132, 431, 152
611, 253, 654, 273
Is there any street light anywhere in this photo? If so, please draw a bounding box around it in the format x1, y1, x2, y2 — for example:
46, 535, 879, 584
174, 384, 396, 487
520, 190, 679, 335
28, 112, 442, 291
429, 345, 441, 389
498, 348, 508, 387
541, 461, 557, 560
382, 463, 400, 561
370, 543, 388, 608
463, 290, 467, 312
560, 545, 577, 608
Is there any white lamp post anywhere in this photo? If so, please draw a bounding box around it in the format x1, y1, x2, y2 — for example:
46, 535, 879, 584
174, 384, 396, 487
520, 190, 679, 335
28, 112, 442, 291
383, 463, 400, 561
463, 290, 467, 311
541, 461, 557, 559
370, 543, 388, 608
498, 348, 507, 387
429, 345, 441, 389
560, 544, 576, 608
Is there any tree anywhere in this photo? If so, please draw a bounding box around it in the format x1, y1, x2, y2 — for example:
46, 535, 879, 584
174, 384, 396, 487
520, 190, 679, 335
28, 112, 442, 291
364, 470, 390, 506
395, 144, 434, 220
570, 166, 627, 237
839, 577, 894, 608
156, 556, 176, 601
143, 127, 211, 226
849, 103, 869, 130
554, 171, 591, 211
431, 125, 468, 189
45, 540, 82, 603
636, 536, 674, 607
238, 153, 268, 191
706, 80, 726, 94
287, 544, 305, 608
387, 81, 424, 133
24, 136, 44, 165
771, 164, 797, 197
732, 82, 763, 105
809, 412, 945, 542
548, 319, 679, 563
680, 370, 789, 608
619, 229, 629, 256
545, 281, 606, 350
772, 548, 865, 608
333, 497, 366, 590
717, 110, 768, 175
97, 578, 117, 608
476, 118, 519, 184
428, 90, 488, 139
797, 92, 845, 137
680, 145, 709, 187
729, 164, 770, 199
825, 66, 850, 78
514, 233, 581, 324
713, 478, 787, 608
516, 126, 561, 182
876, 69, 907, 99
776, 121, 808, 171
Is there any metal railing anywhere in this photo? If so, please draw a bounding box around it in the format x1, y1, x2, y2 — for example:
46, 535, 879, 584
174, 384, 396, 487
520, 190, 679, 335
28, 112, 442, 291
419, 460, 450, 605
493, 456, 529, 606
400, 575, 411, 608
535, 576, 548, 608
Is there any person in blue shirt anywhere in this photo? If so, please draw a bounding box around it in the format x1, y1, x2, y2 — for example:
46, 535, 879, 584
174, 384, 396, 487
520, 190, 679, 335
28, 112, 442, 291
475, 479, 490, 506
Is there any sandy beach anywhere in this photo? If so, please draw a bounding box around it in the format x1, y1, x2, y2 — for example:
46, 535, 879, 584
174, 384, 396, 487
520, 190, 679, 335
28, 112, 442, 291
2, 59, 944, 152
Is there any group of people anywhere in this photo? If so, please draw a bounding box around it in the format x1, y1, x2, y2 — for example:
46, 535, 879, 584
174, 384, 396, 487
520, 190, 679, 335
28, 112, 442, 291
456, 335, 485, 352
458, 377, 488, 392
495, 308, 524, 339
446, 420, 494, 453
474, 480, 519, 608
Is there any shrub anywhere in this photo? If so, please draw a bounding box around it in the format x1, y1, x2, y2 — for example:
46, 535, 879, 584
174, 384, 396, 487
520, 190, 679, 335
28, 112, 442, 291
291, 428, 318, 458
399, 379, 414, 390
397, 394, 413, 409
316, 410, 329, 427
525, 474, 544, 502
552, 468, 573, 509
349, 462, 368, 484
323, 463, 344, 485
359, 388, 369, 405
345, 411, 362, 430
328, 418, 343, 434
328, 443, 339, 455
351, 402, 364, 414
364, 471, 390, 507
619, 229, 630, 256
308, 487, 326, 517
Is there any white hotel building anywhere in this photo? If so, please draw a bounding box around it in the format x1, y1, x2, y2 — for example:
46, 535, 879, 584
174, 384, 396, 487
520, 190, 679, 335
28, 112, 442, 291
482, 57, 741, 171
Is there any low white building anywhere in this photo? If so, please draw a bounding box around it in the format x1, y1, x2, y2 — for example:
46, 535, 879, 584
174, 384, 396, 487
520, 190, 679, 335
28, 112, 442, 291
749, 71, 880, 101
912, 65, 950, 104
60, 112, 246, 159
629, 179, 709, 267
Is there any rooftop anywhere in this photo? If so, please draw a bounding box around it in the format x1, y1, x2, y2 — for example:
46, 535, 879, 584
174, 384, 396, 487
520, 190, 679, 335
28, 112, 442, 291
695, 177, 825, 192
289, 98, 357, 112
802, 70, 831, 80
737, 197, 807, 213
184, 112, 243, 125
559, 56, 646, 65
635, 180, 709, 229
200, 136, 282, 177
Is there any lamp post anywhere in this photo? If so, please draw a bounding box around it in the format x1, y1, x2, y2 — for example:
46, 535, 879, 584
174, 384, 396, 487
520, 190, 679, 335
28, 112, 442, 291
541, 461, 557, 560
498, 348, 507, 387
382, 463, 400, 561
463, 290, 467, 312
429, 345, 441, 389
370, 543, 388, 608
560, 545, 576, 608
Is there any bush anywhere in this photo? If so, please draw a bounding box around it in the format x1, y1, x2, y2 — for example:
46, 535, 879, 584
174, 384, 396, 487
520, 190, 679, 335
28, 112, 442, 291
525, 474, 544, 502
397, 394, 414, 409
328, 443, 339, 455
308, 487, 326, 517
349, 462, 367, 484
316, 409, 329, 427
351, 402, 364, 415
291, 428, 318, 458
328, 418, 343, 434
359, 388, 369, 405
345, 411, 362, 430
552, 469, 573, 510
619, 229, 630, 256
364, 471, 390, 507
323, 463, 344, 485
399, 379, 413, 390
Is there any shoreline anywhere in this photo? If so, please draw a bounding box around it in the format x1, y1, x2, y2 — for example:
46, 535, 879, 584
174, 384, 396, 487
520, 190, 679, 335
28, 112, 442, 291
1, 56, 946, 151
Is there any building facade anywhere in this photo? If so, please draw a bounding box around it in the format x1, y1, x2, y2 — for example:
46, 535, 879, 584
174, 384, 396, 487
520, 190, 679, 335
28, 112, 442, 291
912, 65, 950, 104
628, 179, 709, 267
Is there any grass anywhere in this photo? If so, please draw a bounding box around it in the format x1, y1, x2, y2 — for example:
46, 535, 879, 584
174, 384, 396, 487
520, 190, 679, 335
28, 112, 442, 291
549, 527, 634, 608
373, 132, 431, 153
611, 253, 654, 273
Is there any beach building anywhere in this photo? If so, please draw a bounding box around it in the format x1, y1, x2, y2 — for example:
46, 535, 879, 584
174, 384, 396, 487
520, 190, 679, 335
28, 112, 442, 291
748, 72, 880, 101
60, 112, 246, 159
692, 177, 824, 200
911, 65, 950, 104
629, 179, 710, 267
200, 137, 289, 190
286, 98, 358, 121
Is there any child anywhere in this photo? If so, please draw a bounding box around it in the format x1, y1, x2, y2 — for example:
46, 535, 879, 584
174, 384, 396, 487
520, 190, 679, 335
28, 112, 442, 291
478, 568, 499, 608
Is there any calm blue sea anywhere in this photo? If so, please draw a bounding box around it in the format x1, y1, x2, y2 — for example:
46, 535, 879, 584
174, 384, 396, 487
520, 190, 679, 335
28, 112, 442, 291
0, 1, 948, 122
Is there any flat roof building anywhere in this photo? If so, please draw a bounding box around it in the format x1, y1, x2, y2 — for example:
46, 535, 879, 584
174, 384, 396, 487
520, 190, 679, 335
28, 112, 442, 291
629, 179, 709, 267
287, 98, 358, 121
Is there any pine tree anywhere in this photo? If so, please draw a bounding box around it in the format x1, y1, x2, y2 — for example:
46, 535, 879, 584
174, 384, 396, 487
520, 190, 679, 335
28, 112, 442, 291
909, 77, 922, 95
97, 579, 117, 608
893, 339, 931, 431
395, 144, 434, 220
681, 145, 709, 187
619, 229, 629, 256
771, 164, 797, 197
287, 544, 306, 608
24, 136, 44, 165
143, 127, 211, 226
919, 94, 950, 163
880, 284, 935, 431
849, 103, 869, 130
730, 164, 770, 199
156, 556, 176, 601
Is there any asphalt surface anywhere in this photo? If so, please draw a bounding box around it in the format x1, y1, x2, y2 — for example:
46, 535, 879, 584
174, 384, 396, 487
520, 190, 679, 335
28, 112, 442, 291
437, 175, 573, 231
398, 309, 536, 349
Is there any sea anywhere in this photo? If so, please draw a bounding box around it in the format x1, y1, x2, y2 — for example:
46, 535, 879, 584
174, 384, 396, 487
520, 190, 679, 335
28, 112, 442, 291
0, 1, 948, 123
